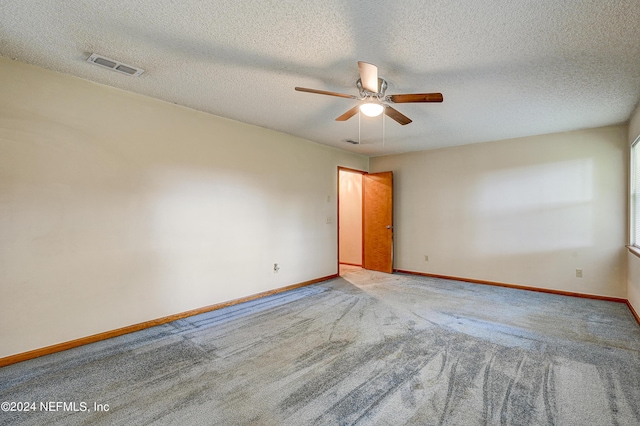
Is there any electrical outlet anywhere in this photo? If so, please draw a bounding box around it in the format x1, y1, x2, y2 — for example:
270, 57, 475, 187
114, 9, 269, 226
576, 269, 582, 278
327, 195, 331, 202
326, 216, 332, 224
274, 263, 280, 273
424, 255, 429, 261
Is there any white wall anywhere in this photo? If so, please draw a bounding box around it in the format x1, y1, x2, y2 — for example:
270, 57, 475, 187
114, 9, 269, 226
339, 170, 363, 265
371, 126, 627, 298
0, 57, 368, 358
627, 104, 640, 314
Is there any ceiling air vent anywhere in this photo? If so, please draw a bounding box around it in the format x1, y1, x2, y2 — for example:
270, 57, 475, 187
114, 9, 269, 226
87, 53, 144, 77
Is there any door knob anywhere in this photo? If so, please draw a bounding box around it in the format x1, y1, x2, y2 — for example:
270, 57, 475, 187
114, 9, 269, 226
386, 225, 393, 229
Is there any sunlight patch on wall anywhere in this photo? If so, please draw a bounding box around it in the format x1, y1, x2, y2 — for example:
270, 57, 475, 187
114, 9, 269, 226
149, 170, 268, 251
473, 158, 594, 254
146, 168, 271, 307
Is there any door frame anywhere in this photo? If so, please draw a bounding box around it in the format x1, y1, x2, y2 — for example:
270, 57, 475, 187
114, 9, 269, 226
337, 166, 366, 275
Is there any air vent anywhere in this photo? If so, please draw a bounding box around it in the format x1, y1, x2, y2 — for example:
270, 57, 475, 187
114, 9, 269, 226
344, 139, 360, 144
87, 53, 144, 77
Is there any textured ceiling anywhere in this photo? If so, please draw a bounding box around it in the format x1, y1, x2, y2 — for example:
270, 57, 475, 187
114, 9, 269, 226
2, 1, 640, 156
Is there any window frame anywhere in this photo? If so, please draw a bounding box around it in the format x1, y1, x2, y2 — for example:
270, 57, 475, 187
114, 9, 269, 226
629, 136, 640, 256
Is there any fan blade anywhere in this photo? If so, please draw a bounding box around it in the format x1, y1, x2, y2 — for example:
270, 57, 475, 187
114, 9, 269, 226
295, 87, 356, 99
336, 105, 360, 121
385, 106, 412, 125
358, 61, 379, 93
389, 93, 443, 103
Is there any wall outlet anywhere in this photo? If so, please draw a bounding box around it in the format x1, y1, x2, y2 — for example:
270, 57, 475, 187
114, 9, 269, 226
576, 269, 582, 278
424, 255, 429, 261
274, 263, 280, 273
326, 216, 333, 224
327, 195, 331, 202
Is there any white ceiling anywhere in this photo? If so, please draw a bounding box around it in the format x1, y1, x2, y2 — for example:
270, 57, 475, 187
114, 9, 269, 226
2, 1, 640, 156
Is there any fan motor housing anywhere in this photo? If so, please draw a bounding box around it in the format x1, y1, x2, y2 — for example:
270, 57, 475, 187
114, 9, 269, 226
357, 78, 388, 97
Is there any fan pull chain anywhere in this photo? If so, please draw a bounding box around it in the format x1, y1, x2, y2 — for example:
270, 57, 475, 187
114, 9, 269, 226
358, 110, 361, 144
382, 108, 385, 147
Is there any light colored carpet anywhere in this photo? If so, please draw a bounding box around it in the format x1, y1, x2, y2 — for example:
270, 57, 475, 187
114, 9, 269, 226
1, 267, 639, 425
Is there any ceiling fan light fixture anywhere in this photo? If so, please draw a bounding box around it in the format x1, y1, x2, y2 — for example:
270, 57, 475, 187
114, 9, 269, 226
360, 102, 384, 117
295, 61, 442, 126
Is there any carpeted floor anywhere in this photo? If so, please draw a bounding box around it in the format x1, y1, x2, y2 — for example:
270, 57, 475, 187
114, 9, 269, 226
1, 267, 639, 425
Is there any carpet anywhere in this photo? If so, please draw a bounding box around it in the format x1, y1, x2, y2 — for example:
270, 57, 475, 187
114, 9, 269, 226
1, 267, 639, 425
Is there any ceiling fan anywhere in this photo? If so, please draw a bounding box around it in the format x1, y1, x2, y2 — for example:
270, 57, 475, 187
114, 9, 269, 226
295, 61, 443, 125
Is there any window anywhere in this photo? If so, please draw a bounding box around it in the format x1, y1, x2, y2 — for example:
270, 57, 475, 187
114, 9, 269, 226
632, 136, 640, 247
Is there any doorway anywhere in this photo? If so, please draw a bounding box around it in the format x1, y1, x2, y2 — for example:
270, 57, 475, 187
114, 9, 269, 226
338, 168, 364, 269
338, 167, 394, 275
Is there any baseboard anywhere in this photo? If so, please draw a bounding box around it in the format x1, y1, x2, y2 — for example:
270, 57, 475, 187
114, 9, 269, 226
0, 274, 338, 368
339, 262, 362, 267
627, 300, 640, 326
395, 269, 629, 304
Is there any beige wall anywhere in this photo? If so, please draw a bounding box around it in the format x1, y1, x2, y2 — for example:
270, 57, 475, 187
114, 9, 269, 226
0, 57, 368, 358
339, 170, 363, 265
371, 125, 627, 298
627, 104, 640, 315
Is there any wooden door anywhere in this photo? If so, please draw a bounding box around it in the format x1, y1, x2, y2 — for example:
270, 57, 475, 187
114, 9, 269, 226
363, 171, 393, 273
